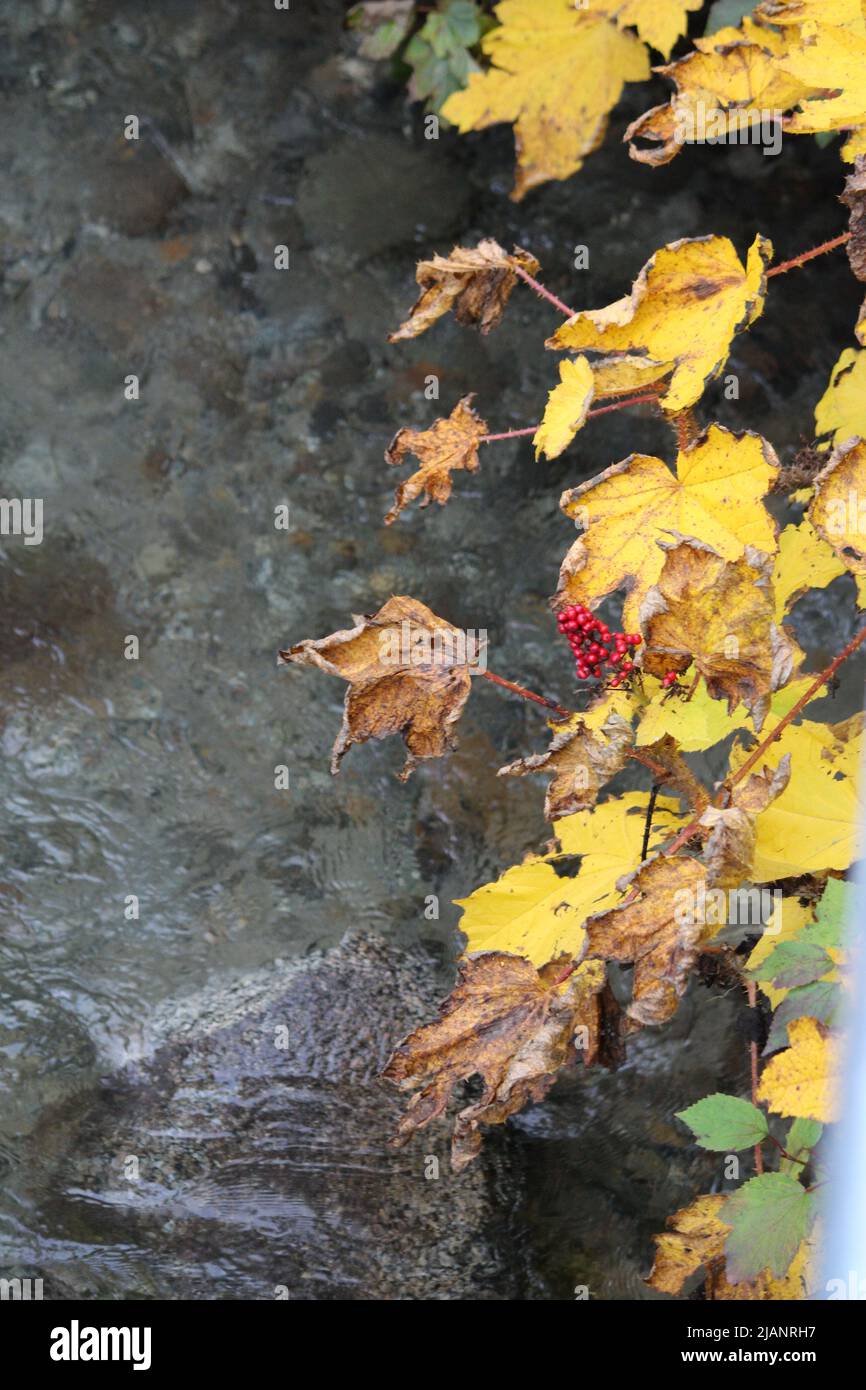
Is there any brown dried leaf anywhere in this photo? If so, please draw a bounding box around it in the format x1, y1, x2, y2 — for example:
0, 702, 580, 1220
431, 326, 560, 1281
641, 733, 710, 814
647, 1194, 729, 1295
640, 541, 796, 732
388, 239, 540, 342
842, 156, 866, 341
700, 756, 791, 888
497, 711, 633, 820
384, 952, 606, 1171
384, 395, 488, 524
584, 853, 708, 1025
279, 595, 480, 779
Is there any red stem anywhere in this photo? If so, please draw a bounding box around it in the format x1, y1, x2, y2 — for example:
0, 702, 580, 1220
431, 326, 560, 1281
746, 979, 764, 1177
480, 391, 661, 444
480, 667, 572, 717
510, 262, 577, 318
766, 232, 851, 277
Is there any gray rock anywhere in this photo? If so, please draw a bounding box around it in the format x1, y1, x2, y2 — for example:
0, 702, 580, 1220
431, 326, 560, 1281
18, 933, 521, 1300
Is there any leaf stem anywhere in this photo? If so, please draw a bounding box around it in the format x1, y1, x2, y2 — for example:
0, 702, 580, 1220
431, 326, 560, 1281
664, 618, 866, 858
510, 262, 577, 318
479, 391, 661, 445
766, 232, 851, 278
746, 979, 764, 1176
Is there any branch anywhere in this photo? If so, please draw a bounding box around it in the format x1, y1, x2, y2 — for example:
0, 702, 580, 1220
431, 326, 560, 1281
766, 232, 851, 278
480, 668, 572, 717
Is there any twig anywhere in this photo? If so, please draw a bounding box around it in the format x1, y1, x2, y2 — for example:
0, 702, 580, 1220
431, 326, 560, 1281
747, 979, 764, 1176
642, 784, 659, 863
664, 618, 866, 858
510, 262, 577, 318
480, 668, 572, 717
480, 391, 661, 444
766, 232, 851, 278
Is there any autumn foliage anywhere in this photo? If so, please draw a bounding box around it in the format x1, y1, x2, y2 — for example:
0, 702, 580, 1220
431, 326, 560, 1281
283, 0, 866, 1299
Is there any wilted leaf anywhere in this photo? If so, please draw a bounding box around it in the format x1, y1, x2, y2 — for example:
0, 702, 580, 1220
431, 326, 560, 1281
758, 1016, 838, 1122
441, 0, 650, 200
641, 733, 710, 813
555, 424, 779, 633
814, 347, 866, 448
497, 710, 633, 819
647, 1194, 729, 1294
842, 156, 866, 339
640, 541, 795, 731
677, 1093, 769, 1151
457, 793, 684, 964
810, 437, 866, 576
593, 0, 704, 59
548, 235, 772, 413
280, 595, 481, 778
700, 756, 791, 887
584, 852, 708, 1025
730, 715, 865, 880
384, 394, 488, 523
383, 952, 606, 1170
389, 238, 540, 341
724, 1172, 814, 1283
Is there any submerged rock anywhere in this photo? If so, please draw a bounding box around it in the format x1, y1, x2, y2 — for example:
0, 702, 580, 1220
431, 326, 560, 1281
14, 933, 520, 1300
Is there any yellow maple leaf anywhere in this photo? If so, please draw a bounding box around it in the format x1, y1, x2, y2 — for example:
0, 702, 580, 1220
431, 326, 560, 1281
555, 424, 779, 633
812, 347, 866, 448
497, 710, 633, 820
593, 0, 704, 60
647, 1194, 729, 1295
809, 438, 866, 582
456, 793, 682, 964
547, 235, 773, 412
758, 1016, 838, 1122
626, 22, 816, 167
773, 520, 846, 619
441, 0, 650, 201
729, 716, 864, 880
774, 8, 866, 138
635, 674, 820, 754
533, 358, 595, 460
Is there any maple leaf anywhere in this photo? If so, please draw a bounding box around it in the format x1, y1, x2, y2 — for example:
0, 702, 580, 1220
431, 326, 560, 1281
280, 595, 481, 779
388, 239, 540, 342
772, 520, 846, 620
814, 347, 866, 448
700, 757, 791, 888
730, 715, 865, 880
583, 853, 708, 1025
640, 733, 710, 814
555, 424, 779, 633
640, 541, 796, 731
647, 1194, 811, 1298
771, 4, 866, 141
592, 0, 704, 60
384, 395, 488, 524
757, 1016, 838, 1123
547, 235, 773, 413
441, 0, 650, 201
383, 952, 606, 1170
497, 710, 633, 820
625, 21, 815, 167
534, 355, 667, 460
810, 438, 866, 577
457, 793, 684, 965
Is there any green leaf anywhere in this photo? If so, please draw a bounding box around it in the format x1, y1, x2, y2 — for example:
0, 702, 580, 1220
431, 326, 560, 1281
677, 1094, 768, 1151
805, 879, 850, 952
441, 0, 483, 47
724, 1173, 814, 1282
781, 1118, 823, 1176
764, 980, 840, 1054
750, 939, 833, 989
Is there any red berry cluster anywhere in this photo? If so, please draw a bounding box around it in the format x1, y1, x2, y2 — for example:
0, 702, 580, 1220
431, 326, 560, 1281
661, 671, 679, 688
556, 604, 642, 688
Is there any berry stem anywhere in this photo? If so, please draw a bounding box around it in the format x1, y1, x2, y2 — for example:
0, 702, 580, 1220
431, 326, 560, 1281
510, 262, 577, 318
479, 391, 661, 445
766, 232, 851, 278
480, 668, 572, 717
664, 617, 866, 858
746, 978, 764, 1176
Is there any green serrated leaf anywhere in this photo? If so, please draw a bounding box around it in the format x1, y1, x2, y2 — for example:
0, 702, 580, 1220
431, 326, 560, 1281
781, 1118, 823, 1175
677, 1094, 768, 1152
806, 879, 850, 952
750, 939, 833, 989
725, 1173, 814, 1283
441, 0, 483, 46
764, 980, 840, 1054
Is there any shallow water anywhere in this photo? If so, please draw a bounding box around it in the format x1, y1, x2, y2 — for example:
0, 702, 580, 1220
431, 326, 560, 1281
1, 0, 863, 1299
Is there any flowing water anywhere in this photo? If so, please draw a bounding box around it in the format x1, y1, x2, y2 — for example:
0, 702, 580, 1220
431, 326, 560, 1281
0, 0, 863, 1299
